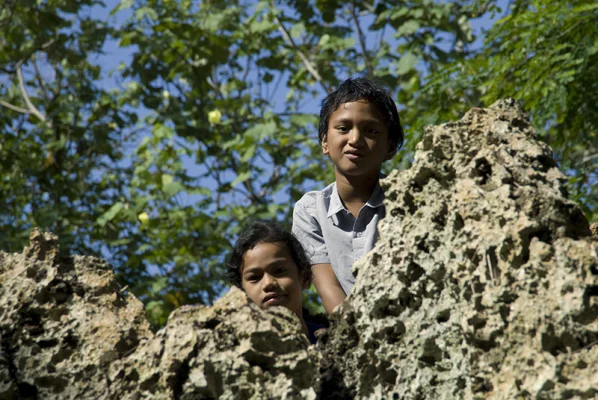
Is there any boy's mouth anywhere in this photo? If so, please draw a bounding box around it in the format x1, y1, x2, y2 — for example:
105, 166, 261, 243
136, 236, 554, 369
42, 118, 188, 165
263, 293, 285, 305
344, 150, 364, 160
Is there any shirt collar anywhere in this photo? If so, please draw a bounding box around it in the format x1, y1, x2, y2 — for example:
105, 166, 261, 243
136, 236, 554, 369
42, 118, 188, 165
366, 183, 384, 208
327, 183, 346, 218
327, 181, 384, 218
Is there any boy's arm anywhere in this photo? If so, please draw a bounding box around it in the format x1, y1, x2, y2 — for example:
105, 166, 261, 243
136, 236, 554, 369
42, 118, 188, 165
292, 200, 346, 314
312, 263, 346, 314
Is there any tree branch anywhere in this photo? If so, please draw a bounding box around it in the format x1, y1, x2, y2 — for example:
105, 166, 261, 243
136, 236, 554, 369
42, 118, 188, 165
32, 53, 50, 105
17, 64, 46, 122
0, 99, 31, 114
272, 9, 331, 94
351, 2, 373, 75
582, 152, 598, 164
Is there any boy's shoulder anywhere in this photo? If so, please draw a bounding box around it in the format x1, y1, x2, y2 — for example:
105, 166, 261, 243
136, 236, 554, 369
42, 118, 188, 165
294, 182, 336, 210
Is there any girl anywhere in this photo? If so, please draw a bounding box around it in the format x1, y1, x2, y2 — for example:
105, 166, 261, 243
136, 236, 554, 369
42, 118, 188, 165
227, 221, 326, 344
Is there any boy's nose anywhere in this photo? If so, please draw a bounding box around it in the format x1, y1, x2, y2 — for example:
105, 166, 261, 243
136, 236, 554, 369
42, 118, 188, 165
348, 128, 364, 146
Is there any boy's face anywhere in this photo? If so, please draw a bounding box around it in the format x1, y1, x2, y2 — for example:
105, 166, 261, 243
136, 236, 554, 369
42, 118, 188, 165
322, 100, 394, 178
241, 241, 308, 319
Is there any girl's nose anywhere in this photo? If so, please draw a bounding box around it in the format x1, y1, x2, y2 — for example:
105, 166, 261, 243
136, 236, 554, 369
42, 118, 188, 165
262, 273, 278, 290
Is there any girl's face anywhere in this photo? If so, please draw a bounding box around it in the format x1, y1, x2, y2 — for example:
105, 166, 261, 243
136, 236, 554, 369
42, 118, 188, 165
240, 241, 308, 319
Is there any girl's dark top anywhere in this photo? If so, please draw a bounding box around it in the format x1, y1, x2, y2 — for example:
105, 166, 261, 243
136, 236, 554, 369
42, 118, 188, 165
303, 308, 329, 344
306, 321, 326, 344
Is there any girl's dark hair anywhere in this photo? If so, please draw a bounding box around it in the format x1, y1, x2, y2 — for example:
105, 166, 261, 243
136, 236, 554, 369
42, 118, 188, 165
318, 77, 404, 151
227, 220, 312, 288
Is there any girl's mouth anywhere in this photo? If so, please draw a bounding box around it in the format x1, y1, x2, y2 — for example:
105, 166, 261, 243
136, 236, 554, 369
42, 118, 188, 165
263, 293, 285, 305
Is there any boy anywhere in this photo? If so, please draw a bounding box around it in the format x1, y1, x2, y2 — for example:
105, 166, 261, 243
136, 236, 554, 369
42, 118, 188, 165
292, 78, 404, 314
227, 220, 325, 344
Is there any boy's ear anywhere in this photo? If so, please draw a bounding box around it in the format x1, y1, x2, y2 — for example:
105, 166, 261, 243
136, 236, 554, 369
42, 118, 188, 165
385, 147, 397, 161
321, 134, 329, 155
385, 140, 398, 161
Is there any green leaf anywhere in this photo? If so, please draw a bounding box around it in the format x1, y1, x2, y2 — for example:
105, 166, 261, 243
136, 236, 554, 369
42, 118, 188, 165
118, 0, 134, 12
290, 22, 305, 39
243, 121, 277, 140
231, 171, 251, 187
153, 123, 173, 139
263, 72, 274, 83
135, 7, 159, 21
97, 202, 124, 227
151, 276, 168, 292
397, 20, 420, 36
241, 144, 257, 162
161, 174, 174, 186
204, 13, 226, 31
162, 182, 184, 197
396, 52, 418, 75
221, 137, 240, 151
251, 18, 274, 33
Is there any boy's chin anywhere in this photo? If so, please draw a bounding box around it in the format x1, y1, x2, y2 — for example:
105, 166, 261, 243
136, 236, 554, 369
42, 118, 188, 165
335, 166, 379, 178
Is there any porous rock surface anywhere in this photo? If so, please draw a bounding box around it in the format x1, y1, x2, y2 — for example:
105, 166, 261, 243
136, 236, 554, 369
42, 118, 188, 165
320, 99, 598, 399
1, 99, 597, 400
0, 231, 319, 399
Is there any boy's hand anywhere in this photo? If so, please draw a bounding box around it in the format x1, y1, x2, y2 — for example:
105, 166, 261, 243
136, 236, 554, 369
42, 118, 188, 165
312, 263, 346, 314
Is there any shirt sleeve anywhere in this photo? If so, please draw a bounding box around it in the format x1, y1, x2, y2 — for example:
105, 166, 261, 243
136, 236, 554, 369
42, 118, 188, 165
292, 200, 330, 265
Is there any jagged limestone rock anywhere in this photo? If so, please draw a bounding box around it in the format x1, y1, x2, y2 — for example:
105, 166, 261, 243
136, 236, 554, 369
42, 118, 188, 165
0, 230, 319, 399
319, 99, 598, 399
116, 288, 320, 400
0, 230, 152, 400
1, 99, 596, 400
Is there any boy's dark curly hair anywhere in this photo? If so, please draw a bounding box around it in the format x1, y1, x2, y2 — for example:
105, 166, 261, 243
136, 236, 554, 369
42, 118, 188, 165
227, 220, 313, 288
318, 77, 404, 151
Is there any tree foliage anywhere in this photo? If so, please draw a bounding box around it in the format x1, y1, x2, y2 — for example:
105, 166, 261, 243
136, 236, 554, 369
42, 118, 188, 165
2, 0, 595, 325
422, 0, 598, 220
0, 0, 131, 256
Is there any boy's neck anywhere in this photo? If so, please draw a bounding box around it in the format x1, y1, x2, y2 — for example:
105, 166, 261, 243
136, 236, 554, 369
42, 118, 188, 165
334, 171, 379, 214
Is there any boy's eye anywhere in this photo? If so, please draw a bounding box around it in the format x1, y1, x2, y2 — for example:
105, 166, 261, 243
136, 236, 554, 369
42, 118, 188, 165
274, 267, 287, 275
336, 126, 348, 132
246, 275, 260, 282
367, 127, 379, 134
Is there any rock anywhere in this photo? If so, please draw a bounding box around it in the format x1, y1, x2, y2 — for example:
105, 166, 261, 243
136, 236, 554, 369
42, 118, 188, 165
117, 288, 320, 399
0, 229, 152, 400
2, 99, 597, 399
320, 99, 598, 399
0, 230, 319, 399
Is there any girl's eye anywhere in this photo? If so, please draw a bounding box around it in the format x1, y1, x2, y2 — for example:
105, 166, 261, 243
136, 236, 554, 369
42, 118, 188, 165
246, 275, 260, 282
368, 127, 379, 134
336, 126, 348, 132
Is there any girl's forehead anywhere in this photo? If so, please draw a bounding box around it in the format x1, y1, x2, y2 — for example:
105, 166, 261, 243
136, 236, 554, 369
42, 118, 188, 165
240, 241, 294, 271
